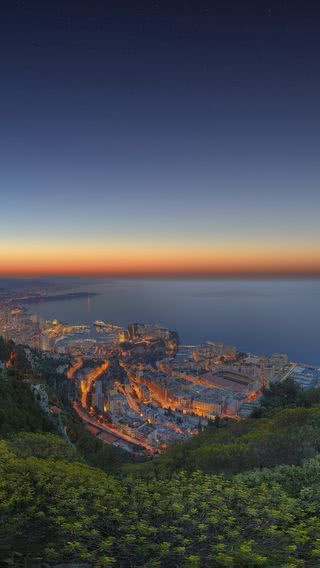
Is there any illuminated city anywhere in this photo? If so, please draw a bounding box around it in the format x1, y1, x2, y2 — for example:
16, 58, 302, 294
2, 284, 319, 457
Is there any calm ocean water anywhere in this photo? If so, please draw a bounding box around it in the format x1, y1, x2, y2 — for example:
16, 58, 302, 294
28, 278, 320, 365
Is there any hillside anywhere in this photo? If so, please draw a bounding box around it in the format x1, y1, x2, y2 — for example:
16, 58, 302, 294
1, 434, 320, 567
0, 372, 53, 436
2, 344, 320, 566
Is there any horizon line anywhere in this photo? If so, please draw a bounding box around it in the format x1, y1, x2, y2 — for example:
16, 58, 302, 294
2, 270, 320, 280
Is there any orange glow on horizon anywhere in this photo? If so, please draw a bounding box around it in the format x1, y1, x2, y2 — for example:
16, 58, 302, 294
1, 240, 320, 277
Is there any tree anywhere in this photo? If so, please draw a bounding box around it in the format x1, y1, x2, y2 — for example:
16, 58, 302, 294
252, 378, 303, 416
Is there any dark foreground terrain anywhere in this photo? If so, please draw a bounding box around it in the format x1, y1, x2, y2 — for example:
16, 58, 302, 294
1, 339, 320, 567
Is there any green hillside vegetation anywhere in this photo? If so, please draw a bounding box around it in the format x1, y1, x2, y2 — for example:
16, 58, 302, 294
6, 431, 78, 461
2, 436, 320, 567
2, 342, 320, 566
0, 372, 52, 435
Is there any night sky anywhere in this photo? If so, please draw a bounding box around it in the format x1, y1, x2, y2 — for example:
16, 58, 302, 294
1, 0, 320, 276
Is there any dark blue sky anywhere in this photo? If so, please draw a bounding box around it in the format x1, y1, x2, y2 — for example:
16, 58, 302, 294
1, 0, 320, 275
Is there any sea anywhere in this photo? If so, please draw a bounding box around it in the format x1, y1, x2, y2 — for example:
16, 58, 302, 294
17, 277, 320, 366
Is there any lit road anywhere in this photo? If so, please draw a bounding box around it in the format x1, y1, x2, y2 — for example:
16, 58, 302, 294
72, 401, 155, 455
279, 363, 297, 383
80, 360, 109, 407
66, 357, 83, 380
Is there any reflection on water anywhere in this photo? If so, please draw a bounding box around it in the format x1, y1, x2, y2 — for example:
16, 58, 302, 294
29, 278, 320, 365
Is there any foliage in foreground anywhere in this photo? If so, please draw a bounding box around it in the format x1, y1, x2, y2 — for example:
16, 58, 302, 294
2, 437, 320, 567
